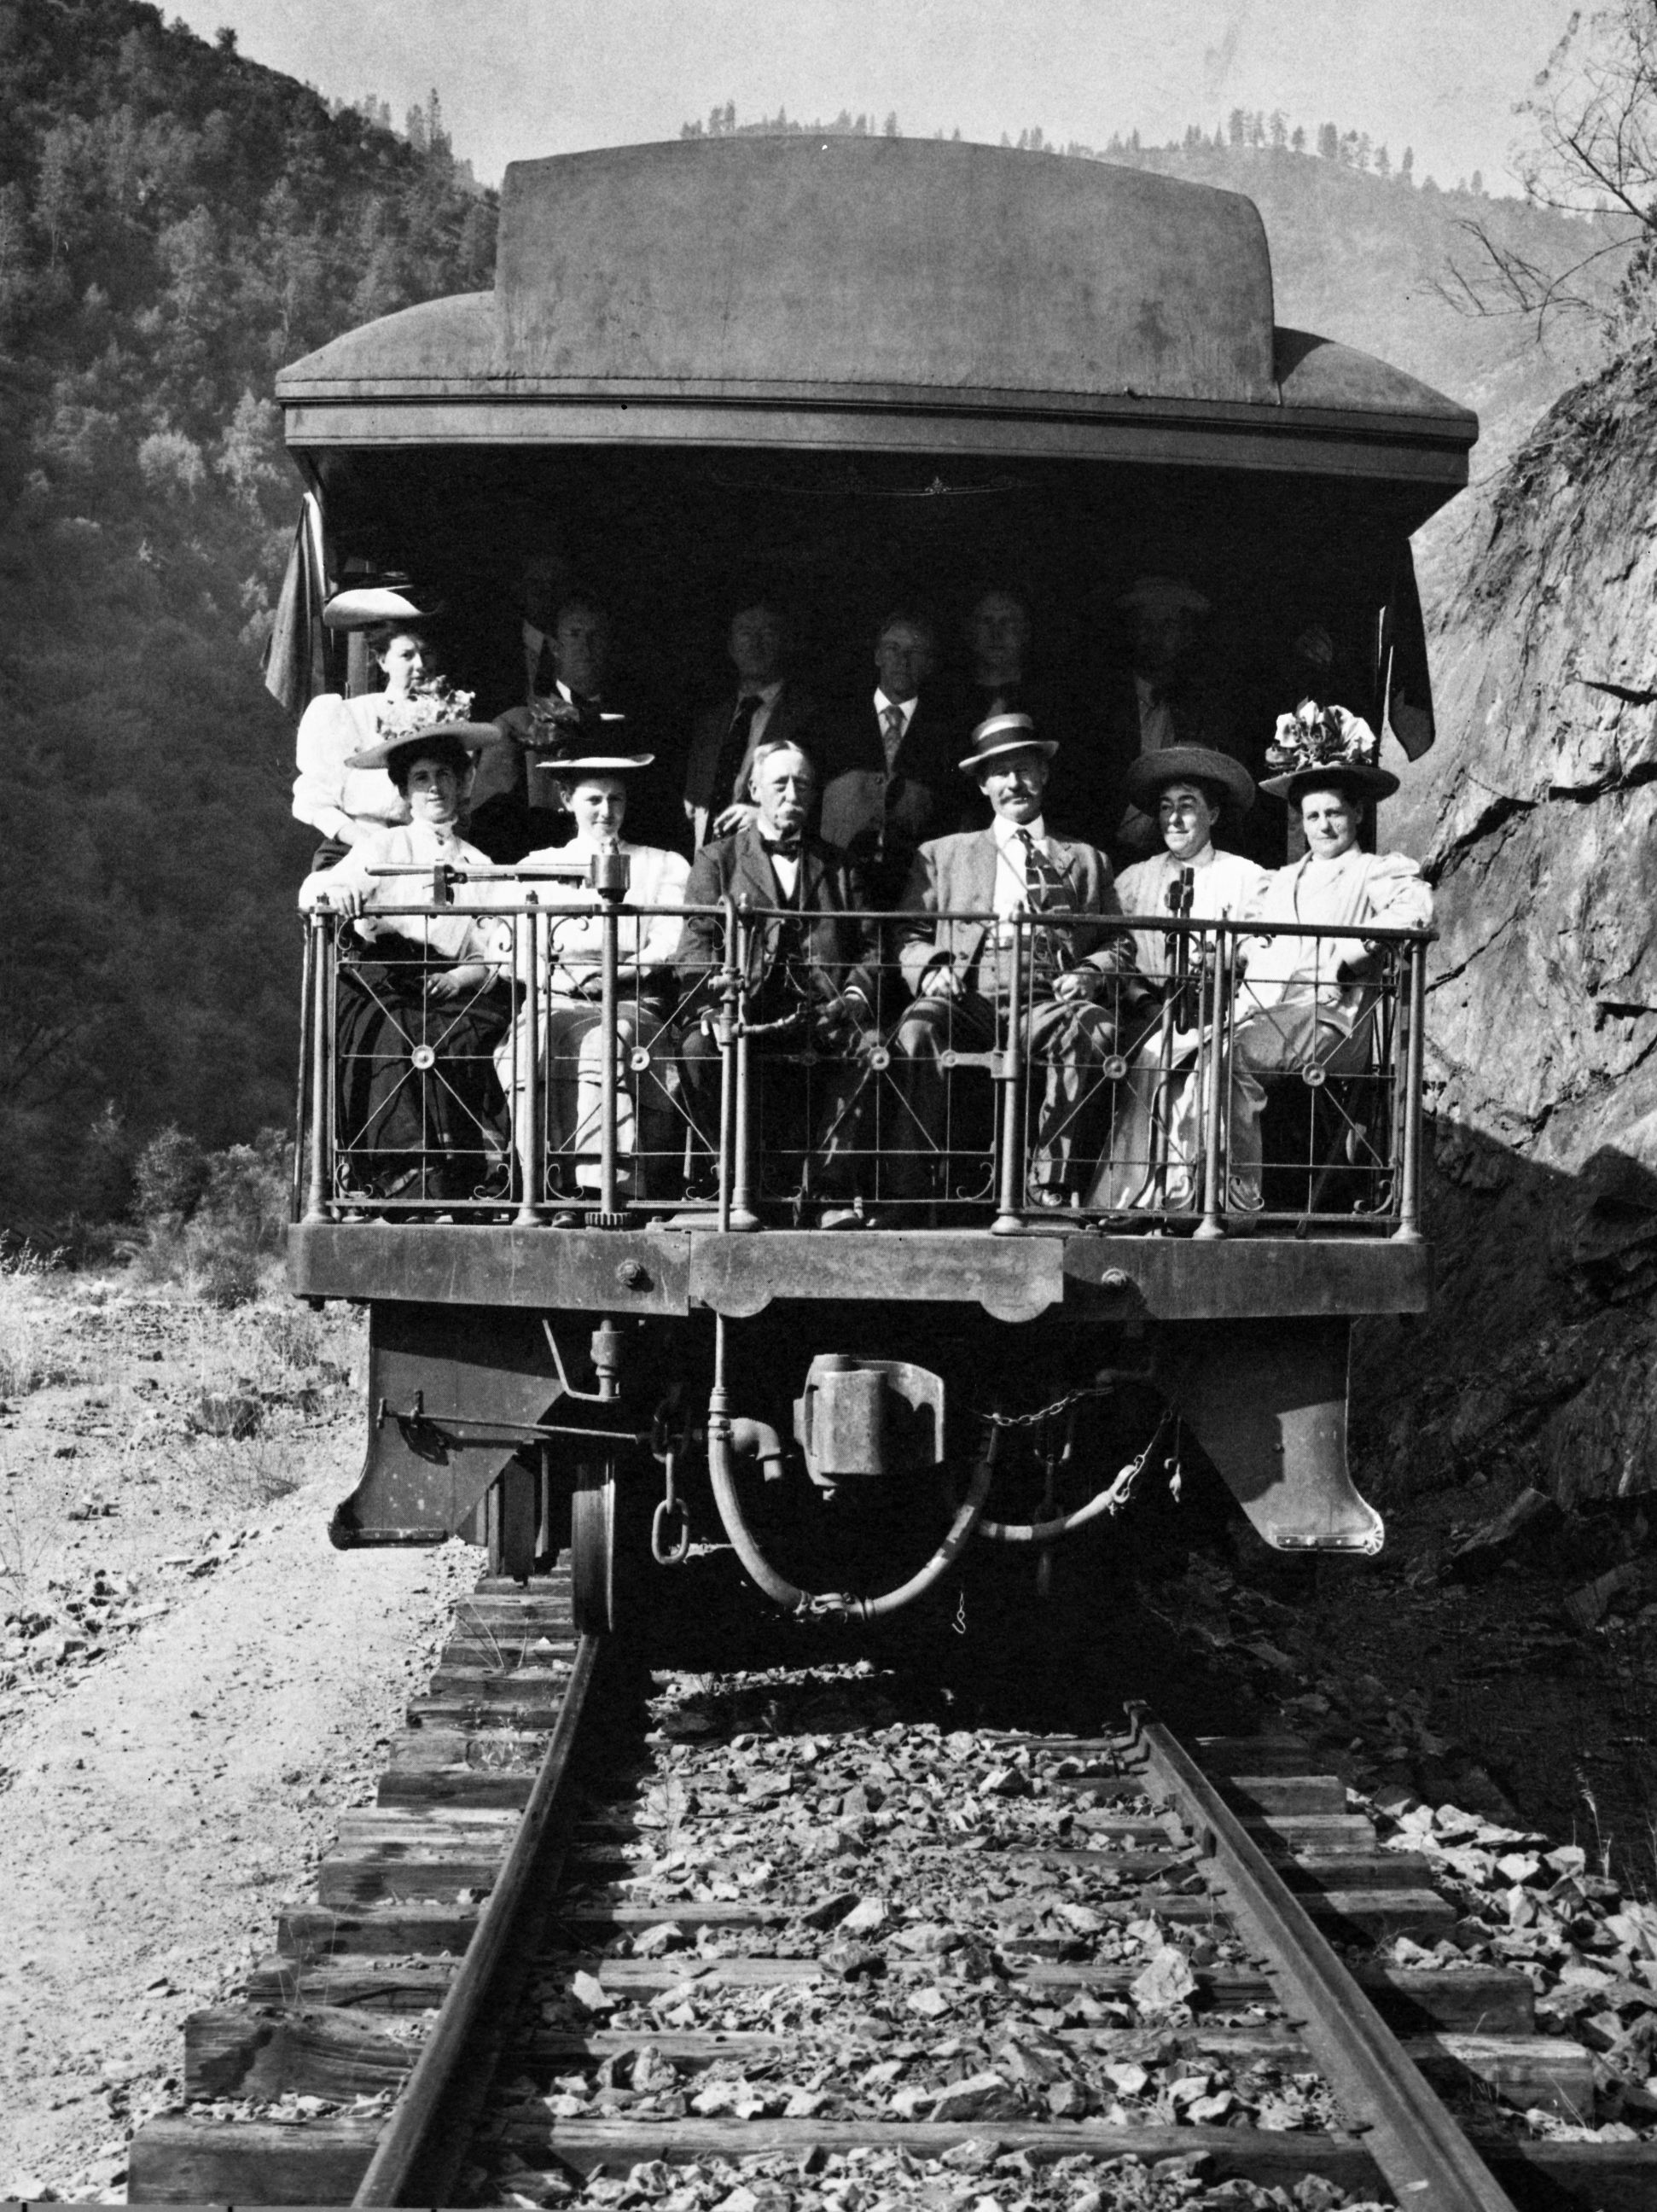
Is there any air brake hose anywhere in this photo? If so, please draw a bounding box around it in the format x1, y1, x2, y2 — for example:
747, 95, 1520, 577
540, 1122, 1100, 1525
706, 1412, 999, 1621
972, 1409, 1173, 1545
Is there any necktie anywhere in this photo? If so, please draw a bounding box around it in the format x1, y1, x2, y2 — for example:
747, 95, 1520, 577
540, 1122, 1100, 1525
760, 835, 801, 859
712, 695, 763, 816
1016, 829, 1068, 911
881, 703, 906, 765
1017, 829, 1072, 984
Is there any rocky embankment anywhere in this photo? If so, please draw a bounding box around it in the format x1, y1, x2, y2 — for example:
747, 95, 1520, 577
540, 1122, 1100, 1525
1358, 337, 1657, 1524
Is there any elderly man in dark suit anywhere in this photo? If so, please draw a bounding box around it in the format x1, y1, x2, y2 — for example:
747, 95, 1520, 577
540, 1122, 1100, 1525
887, 713, 1136, 1213
820, 609, 968, 909
682, 598, 825, 847
677, 736, 877, 1225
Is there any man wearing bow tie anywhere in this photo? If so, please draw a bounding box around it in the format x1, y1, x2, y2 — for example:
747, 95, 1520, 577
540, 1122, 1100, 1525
683, 598, 826, 848
677, 737, 878, 1224
886, 714, 1136, 1213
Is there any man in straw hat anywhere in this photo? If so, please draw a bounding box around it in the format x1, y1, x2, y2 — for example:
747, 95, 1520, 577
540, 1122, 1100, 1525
885, 713, 1136, 1215
1090, 746, 1269, 1212
486, 731, 688, 1223
299, 714, 512, 1207
1226, 704, 1433, 1212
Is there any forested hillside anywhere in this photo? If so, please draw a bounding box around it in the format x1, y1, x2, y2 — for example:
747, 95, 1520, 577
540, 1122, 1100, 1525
0, 0, 493, 1234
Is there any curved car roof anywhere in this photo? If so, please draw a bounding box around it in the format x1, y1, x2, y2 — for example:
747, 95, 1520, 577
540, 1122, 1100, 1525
278, 137, 1476, 496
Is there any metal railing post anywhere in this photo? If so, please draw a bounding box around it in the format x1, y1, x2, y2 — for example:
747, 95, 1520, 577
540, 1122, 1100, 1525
596, 899, 622, 1219
303, 911, 332, 1224
1194, 923, 1230, 1240
1394, 934, 1427, 1243
991, 913, 1025, 1235
293, 918, 315, 1223
514, 901, 543, 1226
728, 905, 761, 1232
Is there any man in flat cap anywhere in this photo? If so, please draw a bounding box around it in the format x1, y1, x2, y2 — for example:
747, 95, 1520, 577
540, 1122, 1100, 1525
882, 713, 1136, 1217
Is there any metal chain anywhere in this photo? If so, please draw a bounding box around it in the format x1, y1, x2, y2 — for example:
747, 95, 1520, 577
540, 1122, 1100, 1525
976, 1382, 1117, 1431
649, 1394, 693, 1566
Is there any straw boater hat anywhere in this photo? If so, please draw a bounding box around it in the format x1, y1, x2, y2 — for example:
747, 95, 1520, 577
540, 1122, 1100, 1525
1259, 699, 1398, 804
1124, 743, 1256, 818
957, 711, 1056, 775
323, 573, 445, 631
345, 720, 506, 774
525, 701, 654, 776
343, 678, 501, 773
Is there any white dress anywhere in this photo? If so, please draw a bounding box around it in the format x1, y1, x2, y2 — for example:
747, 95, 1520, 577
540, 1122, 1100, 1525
1229, 847, 1435, 1199
1090, 844, 1270, 1212
488, 841, 689, 1194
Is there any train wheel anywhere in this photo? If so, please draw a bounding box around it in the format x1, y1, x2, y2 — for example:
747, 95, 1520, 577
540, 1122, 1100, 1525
571, 1454, 616, 1634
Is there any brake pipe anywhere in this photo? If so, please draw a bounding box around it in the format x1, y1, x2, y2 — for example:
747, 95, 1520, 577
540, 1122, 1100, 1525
706, 1318, 998, 1619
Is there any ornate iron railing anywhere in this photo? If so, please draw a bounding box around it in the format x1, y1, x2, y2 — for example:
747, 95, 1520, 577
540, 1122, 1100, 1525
295, 864, 1429, 1241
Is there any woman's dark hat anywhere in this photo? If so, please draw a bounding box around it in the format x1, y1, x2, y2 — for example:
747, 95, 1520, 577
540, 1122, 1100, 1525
1124, 744, 1256, 818
323, 573, 445, 631
1259, 700, 1399, 803
957, 711, 1056, 775
345, 721, 504, 771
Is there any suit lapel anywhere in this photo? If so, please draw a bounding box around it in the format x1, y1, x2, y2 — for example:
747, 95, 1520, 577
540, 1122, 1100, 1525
734, 830, 781, 905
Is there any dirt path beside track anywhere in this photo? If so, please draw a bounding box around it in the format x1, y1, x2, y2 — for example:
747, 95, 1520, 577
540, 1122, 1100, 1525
0, 1280, 476, 2201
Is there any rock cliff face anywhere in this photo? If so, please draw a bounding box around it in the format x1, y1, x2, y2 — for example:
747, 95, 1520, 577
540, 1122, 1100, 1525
1356, 340, 1657, 1512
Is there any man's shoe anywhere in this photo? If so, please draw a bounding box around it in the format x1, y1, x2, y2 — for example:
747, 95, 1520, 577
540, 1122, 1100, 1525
817, 1205, 868, 1231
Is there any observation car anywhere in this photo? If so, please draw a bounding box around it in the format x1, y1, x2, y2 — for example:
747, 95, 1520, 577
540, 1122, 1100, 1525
276, 137, 1474, 1631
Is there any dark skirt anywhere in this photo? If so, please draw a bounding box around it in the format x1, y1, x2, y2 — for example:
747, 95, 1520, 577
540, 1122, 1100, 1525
334, 931, 509, 1203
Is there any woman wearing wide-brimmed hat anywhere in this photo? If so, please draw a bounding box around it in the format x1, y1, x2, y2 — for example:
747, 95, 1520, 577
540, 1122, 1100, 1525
488, 733, 689, 1220
1226, 702, 1433, 1212
1090, 745, 1270, 1213
290, 578, 451, 870
299, 719, 511, 1208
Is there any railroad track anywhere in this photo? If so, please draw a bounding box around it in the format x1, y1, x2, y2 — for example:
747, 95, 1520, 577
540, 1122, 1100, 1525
123, 1570, 1657, 2211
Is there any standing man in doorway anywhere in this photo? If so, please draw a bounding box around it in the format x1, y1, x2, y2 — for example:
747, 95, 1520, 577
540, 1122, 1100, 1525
821, 609, 967, 909
683, 597, 825, 847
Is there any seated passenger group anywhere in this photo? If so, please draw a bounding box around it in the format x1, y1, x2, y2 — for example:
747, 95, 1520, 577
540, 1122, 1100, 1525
294, 574, 1432, 1224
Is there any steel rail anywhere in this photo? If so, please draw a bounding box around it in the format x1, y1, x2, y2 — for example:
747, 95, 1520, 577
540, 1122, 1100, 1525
1125, 1705, 1519, 2212
352, 1632, 602, 2206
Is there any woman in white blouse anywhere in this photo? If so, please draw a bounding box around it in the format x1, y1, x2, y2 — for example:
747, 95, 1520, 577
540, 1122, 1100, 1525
292, 616, 440, 867
491, 747, 689, 1219
1090, 747, 1268, 1211
299, 723, 509, 1206
1229, 731, 1433, 1211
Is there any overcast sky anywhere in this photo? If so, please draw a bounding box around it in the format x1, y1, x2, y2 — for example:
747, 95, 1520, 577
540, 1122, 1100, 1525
177, 0, 1570, 191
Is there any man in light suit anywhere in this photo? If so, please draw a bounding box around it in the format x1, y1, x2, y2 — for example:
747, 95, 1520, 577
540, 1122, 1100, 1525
820, 610, 969, 909
888, 714, 1136, 1212
682, 598, 825, 847
677, 737, 877, 1224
